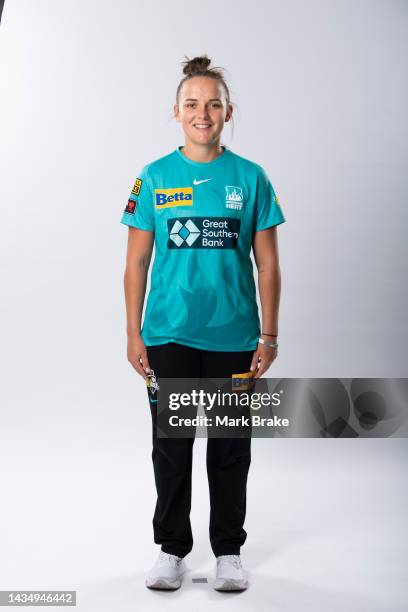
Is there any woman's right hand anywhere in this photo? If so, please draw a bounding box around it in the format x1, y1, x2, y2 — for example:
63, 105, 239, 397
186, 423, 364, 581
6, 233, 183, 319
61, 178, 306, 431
127, 333, 152, 381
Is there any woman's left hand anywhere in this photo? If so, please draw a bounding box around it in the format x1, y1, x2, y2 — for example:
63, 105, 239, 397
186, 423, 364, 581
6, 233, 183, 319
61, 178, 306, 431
249, 337, 278, 378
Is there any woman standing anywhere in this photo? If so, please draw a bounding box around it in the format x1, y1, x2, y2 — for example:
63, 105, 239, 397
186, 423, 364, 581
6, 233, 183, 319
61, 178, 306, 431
121, 54, 285, 591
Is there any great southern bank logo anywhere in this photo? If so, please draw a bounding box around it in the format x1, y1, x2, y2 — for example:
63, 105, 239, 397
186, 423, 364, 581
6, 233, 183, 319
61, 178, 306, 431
168, 217, 241, 249
169, 219, 201, 247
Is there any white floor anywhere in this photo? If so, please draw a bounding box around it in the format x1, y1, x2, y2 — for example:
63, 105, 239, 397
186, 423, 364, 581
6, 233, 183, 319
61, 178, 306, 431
0, 424, 407, 612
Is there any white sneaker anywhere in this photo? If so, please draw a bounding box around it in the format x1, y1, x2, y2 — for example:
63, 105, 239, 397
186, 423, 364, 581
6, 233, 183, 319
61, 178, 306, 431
145, 551, 186, 590
214, 554, 249, 591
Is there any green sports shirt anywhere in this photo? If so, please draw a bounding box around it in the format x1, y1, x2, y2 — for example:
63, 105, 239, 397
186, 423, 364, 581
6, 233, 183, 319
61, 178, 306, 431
121, 145, 286, 351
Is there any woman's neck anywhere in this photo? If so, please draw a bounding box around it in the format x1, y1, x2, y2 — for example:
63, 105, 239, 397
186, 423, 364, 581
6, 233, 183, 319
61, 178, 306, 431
180, 142, 224, 163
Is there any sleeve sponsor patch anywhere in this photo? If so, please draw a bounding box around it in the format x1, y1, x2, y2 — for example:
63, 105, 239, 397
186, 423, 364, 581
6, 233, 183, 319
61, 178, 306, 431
131, 178, 143, 196
125, 198, 137, 214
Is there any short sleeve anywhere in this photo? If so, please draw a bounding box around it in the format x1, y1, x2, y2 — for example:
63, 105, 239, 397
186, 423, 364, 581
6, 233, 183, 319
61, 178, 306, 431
120, 165, 154, 231
255, 166, 286, 232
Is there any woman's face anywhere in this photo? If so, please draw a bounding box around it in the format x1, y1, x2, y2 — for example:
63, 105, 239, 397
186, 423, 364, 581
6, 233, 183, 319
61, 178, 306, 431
174, 76, 232, 147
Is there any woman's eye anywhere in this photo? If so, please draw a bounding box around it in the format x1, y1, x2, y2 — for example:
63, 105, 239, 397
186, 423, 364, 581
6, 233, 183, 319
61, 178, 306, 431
185, 103, 221, 109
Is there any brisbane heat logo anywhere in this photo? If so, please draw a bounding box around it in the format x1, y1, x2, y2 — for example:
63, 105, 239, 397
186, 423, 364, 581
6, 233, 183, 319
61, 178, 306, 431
225, 185, 244, 210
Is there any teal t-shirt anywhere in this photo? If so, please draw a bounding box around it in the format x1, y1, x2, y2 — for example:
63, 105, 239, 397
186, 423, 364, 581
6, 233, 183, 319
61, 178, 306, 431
121, 145, 286, 351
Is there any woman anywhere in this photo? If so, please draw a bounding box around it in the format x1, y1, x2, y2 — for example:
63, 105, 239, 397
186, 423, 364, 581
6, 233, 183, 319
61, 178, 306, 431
121, 54, 285, 591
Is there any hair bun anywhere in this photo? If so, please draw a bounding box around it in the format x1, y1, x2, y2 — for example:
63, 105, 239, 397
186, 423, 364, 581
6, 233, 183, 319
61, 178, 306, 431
176, 54, 231, 109
182, 54, 211, 76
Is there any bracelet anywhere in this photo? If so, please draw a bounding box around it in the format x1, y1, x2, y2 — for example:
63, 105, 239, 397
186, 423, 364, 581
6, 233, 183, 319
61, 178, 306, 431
258, 337, 278, 349
262, 332, 278, 337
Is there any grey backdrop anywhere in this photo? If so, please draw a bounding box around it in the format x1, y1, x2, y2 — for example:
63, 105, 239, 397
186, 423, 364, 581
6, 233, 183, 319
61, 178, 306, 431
0, 1, 407, 610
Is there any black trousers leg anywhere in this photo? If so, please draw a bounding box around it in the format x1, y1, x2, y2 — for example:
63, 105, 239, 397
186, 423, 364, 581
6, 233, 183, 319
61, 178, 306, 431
145, 342, 201, 559
200, 349, 254, 557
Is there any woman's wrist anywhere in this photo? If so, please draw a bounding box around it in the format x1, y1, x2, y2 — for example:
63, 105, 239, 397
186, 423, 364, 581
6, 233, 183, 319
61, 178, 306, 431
258, 336, 278, 348
127, 329, 142, 338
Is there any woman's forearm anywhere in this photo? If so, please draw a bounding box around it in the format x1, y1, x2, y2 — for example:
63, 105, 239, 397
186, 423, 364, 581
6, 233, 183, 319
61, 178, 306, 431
124, 262, 149, 336
257, 261, 282, 335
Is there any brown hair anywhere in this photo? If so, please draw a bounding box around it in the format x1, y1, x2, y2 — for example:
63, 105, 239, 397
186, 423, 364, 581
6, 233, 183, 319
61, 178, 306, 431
175, 54, 235, 136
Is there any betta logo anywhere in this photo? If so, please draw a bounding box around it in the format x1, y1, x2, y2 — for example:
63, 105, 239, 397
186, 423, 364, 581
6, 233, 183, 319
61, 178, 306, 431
155, 187, 193, 209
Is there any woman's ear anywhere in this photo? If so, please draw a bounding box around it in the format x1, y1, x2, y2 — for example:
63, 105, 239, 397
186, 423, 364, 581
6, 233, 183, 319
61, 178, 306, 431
225, 104, 233, 122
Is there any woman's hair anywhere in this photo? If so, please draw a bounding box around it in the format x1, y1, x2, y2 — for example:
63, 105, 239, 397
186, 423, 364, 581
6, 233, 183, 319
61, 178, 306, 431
175, 54, 235, 135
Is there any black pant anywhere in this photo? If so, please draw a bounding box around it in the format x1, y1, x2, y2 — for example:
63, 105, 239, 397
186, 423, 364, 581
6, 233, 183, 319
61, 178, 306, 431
145, 341, 254, 559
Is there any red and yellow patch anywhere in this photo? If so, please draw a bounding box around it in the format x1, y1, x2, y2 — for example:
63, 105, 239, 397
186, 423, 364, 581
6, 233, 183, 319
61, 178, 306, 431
125, 199, 137, 214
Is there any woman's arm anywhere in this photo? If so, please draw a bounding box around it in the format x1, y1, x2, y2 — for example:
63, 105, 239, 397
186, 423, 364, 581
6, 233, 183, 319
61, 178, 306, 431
250, 225, 282, 378
124, 226, 154, 380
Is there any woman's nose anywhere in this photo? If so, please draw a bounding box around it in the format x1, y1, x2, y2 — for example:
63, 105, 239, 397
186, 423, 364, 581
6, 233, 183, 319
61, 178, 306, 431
197, 108, 210, 119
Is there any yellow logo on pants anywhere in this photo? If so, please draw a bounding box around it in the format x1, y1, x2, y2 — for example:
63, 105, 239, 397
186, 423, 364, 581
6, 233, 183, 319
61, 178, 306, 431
232, 370, 256, 391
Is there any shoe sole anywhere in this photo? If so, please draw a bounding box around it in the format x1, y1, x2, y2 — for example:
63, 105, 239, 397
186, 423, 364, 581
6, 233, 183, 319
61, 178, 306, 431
145, 578, 181, 590
145, 568, 186, 590
214, 579, 248, 592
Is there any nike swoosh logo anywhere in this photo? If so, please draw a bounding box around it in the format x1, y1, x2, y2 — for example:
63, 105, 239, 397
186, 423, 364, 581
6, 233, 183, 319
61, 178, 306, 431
193, 178, 212, 185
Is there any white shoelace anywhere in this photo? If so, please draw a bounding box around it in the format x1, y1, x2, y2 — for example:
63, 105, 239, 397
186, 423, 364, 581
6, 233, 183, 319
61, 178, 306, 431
158, 551, 182, 568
